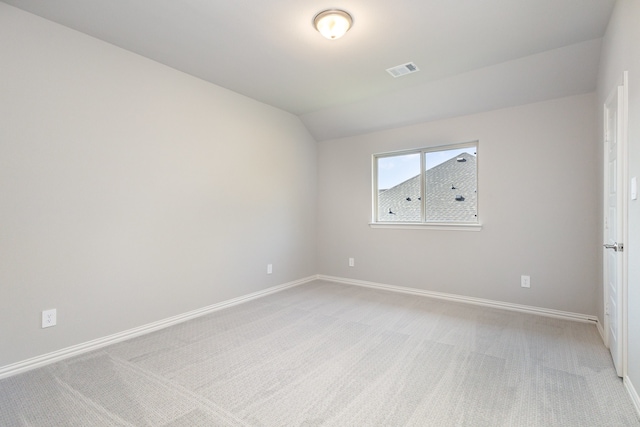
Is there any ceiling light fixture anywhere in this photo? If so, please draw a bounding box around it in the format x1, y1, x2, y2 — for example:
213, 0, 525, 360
313, 9, 353, 40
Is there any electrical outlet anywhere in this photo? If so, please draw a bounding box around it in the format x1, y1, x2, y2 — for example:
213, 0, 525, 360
267, 264, 273, 274
521, 275, 531, 288
349, 257, 355, 267
42, 309, 57, 328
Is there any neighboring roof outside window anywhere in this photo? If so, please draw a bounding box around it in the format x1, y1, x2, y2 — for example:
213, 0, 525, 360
377, 152, 477, 223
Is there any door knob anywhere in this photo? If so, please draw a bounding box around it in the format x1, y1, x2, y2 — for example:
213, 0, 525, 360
604, 242, 624, 252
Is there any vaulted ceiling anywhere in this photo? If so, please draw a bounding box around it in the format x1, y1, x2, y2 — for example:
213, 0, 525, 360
2, 0, 616, 140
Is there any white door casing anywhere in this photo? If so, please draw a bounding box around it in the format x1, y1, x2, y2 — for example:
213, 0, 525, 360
603, 72, 628, 378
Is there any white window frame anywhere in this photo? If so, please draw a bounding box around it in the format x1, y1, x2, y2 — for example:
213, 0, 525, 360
371, 141, 481, 231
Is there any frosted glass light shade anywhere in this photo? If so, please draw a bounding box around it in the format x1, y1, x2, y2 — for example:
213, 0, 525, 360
314, 10, 353, 40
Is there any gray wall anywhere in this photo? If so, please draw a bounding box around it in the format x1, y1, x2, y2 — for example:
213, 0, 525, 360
0, 4, 317, 367
597, 0, 640, 398
317, 93, 599, 316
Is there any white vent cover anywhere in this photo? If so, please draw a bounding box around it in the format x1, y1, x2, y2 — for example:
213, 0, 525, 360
386, 62, 419, 78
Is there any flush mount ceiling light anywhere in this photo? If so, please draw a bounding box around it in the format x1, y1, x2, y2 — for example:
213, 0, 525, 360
313, 9, 353, 40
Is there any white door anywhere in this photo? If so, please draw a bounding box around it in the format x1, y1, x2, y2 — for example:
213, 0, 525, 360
603, 76, 627, 378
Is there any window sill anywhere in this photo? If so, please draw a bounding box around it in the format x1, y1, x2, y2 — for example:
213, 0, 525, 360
369, 222, 482, 231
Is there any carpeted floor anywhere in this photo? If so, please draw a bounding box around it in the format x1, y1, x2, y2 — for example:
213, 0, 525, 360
1, 280, 639, 426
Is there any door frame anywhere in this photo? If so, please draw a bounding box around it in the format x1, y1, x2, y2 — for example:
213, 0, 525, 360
602, 71, 629, 378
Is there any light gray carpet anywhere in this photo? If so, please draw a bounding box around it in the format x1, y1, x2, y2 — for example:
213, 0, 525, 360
1, 280, 638, 426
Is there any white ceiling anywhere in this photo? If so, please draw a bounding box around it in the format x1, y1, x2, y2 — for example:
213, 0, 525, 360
2, 0, 615, 140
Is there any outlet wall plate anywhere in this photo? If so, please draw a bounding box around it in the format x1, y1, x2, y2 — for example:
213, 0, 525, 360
42, 309, 57, 328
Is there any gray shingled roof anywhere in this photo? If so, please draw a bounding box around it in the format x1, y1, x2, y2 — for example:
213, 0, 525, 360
377, 152, 477, 222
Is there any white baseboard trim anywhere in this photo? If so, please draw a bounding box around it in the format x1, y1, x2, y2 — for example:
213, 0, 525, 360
596, 317, 606, 344
319, 275, 598, 324
625, 376, 640, 418
0, 275, 317, 380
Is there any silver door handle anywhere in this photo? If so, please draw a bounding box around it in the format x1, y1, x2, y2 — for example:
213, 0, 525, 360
604, 242, 624, 252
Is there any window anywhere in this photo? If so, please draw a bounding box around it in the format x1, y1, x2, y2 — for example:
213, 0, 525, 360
372, 142, 479, 229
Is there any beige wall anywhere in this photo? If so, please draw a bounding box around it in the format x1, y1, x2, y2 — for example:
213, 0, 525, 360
0, 4, 317, 367
598, 0, 640, 397
317, 94, 599, 316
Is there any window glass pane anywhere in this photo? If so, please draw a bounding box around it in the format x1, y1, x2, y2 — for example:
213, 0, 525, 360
424, 146, 477, 222
377, 153, 421, 222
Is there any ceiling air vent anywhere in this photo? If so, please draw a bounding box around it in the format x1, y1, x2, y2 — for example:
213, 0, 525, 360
386, 62, 419, 78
